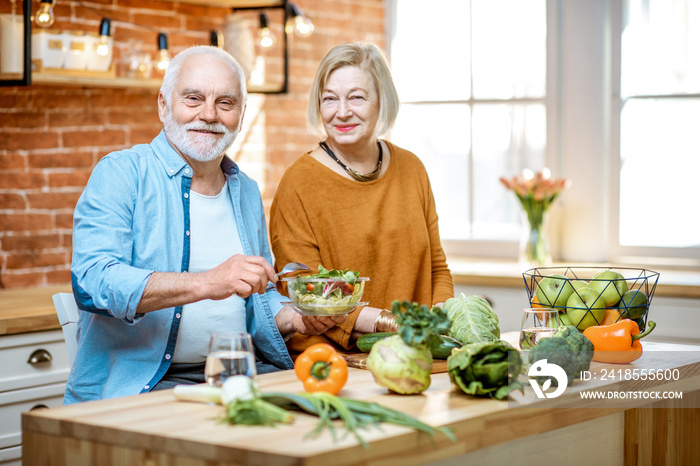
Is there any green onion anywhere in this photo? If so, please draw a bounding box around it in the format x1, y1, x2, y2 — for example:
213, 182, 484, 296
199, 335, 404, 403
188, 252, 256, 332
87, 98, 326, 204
262, 392, 455, 448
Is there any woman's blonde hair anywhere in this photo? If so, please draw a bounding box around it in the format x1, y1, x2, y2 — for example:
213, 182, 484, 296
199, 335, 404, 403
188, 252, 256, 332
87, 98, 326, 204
307, 42, 399, 138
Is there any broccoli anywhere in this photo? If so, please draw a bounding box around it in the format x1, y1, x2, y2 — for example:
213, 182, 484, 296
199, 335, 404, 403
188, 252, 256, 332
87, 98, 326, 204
553, 325, 594, 373
528, 337, 578, 386
528, 327, 594, 386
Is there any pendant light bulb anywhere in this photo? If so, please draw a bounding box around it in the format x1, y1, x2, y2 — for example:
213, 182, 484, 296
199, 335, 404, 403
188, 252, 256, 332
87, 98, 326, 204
294, 15, 314, 37
35, 0, 55, 28
156, 33, 171, 71
96, 18, 112, 57
286, 4, 314, 38
257, 13, 275, 48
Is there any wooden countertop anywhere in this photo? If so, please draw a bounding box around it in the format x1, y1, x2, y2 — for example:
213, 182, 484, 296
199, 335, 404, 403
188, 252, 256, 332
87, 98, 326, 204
22, 335, 700, 466
0, 285, 70, 336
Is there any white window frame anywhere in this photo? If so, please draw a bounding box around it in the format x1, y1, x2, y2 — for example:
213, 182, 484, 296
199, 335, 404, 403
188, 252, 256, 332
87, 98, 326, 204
607, 0, 700, 266
385, 0, 700, 268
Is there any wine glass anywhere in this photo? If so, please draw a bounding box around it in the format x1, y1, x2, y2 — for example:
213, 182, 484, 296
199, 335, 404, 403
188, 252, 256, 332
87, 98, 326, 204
205, 332, 257, 387
519, 308, 561, 350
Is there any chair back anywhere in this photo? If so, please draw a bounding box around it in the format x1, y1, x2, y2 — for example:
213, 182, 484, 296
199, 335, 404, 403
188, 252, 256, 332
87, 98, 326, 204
52, 293, 80, 366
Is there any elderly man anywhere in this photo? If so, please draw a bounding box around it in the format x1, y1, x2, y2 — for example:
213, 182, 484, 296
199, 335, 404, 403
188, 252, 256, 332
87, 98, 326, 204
65, 46, 340, 404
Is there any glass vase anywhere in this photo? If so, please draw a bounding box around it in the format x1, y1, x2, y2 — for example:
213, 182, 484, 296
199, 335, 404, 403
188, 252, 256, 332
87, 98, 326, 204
519, 210, 552, 267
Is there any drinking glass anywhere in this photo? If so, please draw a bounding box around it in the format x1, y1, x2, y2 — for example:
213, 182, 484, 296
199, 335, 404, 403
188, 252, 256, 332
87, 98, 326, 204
205, 332, 257, 387
519, 308, 561, 350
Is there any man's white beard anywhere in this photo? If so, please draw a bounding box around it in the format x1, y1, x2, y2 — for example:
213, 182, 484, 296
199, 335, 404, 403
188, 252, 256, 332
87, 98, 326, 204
163, 110, 239, 162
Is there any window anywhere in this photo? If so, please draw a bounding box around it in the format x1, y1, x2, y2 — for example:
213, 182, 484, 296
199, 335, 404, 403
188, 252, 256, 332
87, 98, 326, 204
387, 0, 700, 266
388, 0, 548, 258
613, 0, 700, 259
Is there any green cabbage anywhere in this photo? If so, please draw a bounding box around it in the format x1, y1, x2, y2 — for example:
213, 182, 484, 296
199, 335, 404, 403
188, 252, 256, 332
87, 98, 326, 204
444, 294, 500, 345
447, 340, 523, 400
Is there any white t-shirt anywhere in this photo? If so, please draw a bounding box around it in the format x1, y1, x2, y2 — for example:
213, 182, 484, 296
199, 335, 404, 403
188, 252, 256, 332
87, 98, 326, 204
173, 184, 247, 363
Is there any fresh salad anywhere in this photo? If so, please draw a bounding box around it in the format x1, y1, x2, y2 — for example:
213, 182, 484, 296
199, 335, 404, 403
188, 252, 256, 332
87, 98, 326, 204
286, 265, 367, 312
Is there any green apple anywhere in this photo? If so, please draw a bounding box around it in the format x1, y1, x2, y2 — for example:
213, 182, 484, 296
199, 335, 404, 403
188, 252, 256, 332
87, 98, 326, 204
570, 280, 589, 292
566, 287, 606, 330
620, 289, 648, 320
589, 270, 629, 307
535, 274, 574, 309
559, 312, 572, 327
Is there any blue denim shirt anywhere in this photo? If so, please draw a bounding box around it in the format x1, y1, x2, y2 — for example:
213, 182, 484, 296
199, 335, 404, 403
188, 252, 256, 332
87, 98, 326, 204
65, 131, 293, 404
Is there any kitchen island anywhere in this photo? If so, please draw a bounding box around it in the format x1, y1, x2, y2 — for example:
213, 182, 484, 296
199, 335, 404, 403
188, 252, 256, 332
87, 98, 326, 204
22, 335, 700, 466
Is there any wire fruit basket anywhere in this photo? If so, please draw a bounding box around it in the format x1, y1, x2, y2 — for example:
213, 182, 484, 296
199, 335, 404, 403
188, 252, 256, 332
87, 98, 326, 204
522, 266, 660, 332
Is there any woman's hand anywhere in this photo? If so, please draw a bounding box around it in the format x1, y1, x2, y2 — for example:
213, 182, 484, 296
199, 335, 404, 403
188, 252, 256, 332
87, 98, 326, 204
275, 306, 347, 336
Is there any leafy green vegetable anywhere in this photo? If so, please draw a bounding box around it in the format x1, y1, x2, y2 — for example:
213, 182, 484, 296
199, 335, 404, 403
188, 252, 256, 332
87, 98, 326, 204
223, 398, 295, 426
219, 377, 295, 426
261, 391, 456, 448
552, 325, 594, 373
393, 301, 452, 350
527, 326, 594, 386
444, 294, 500, 345
312, 265, 360, 282
366, 301, 451, 394
366, 335, 433, 394
447, 340, 523, 400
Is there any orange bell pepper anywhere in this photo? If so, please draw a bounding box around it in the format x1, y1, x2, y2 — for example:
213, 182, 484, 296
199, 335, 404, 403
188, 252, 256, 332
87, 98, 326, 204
582, 319, 656, 364
294, 343, 348, 395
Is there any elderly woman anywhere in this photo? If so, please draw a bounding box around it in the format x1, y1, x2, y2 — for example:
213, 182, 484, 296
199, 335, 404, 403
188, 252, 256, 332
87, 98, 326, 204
269, 42, 454, 355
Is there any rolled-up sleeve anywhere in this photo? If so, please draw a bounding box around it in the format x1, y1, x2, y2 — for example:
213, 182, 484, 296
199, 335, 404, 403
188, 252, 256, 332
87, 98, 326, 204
71, 156, 153, 322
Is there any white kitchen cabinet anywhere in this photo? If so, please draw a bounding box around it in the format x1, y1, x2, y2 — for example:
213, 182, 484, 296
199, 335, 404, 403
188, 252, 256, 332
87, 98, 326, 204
0, 330, 70, 465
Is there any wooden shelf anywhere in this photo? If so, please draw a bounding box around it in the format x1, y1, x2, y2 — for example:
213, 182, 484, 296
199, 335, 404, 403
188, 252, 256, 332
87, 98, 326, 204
30, 72, 284, 93
32, 72, 163, 89
1, 0, 288, 92
151, 0, 283, 7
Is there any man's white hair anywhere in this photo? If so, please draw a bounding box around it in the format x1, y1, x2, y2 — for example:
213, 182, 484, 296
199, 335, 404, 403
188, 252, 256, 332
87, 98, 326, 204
159, 46, 248, 109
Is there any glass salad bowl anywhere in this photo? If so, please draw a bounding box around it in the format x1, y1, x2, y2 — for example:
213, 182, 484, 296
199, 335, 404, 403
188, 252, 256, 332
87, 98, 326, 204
282, 276, 369, 316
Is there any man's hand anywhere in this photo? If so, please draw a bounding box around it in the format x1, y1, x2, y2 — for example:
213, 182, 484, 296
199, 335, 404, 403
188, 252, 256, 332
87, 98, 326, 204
202, 254, 276, 299
136, 254, 276, 314
275, 306, 347, 336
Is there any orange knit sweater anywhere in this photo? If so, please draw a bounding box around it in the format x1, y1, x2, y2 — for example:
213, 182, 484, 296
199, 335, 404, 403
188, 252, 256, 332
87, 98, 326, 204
269, 141, 454, 354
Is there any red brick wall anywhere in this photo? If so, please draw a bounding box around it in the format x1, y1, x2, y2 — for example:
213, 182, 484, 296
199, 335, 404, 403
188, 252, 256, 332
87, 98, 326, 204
0, 0, 385, 288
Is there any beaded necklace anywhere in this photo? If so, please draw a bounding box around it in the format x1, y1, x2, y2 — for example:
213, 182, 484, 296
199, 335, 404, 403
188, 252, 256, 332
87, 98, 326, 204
319, 140, 383, 182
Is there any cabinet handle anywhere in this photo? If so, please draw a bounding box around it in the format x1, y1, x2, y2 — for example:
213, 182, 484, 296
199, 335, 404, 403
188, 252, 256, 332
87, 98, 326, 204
28, 349, 53, 364
31, 404, 50, 410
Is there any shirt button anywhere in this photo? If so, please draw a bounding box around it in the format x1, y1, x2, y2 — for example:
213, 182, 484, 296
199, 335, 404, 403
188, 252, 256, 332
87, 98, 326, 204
186, 230, 190, 236
184, 193, 189, 199
176, 313, 181, 319
185, 168, 190, 174
165, 354, 171, 360
144, 385, 150, 390
169, 169, 174, 174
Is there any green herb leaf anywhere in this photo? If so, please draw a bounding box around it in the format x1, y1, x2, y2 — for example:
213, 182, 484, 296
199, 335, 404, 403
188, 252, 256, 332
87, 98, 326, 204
391, 301, 451, 350
222, 398, 295, 426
